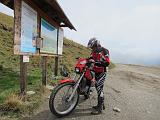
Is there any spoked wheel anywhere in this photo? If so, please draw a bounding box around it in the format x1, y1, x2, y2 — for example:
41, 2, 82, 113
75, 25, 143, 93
49, 82, 79, 117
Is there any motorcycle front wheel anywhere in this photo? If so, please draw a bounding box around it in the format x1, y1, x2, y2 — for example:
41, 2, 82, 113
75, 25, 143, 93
49, 82, 79, 117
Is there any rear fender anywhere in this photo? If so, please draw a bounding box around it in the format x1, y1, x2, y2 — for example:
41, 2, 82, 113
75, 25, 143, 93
59, 79, 75, 84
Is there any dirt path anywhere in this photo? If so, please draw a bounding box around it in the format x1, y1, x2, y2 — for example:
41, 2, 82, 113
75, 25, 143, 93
22, 64, 160, 120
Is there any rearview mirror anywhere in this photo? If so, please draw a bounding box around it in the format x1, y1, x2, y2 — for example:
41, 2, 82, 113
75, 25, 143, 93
60, 65, 69, 77
76, 57, 80, 60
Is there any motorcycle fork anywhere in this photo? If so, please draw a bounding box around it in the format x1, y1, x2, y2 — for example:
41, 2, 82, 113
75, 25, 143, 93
67, 73, 84, 102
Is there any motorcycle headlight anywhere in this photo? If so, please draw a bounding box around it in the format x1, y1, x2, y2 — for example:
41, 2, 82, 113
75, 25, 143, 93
80, 61, 87, 65
75, 67, 80, 73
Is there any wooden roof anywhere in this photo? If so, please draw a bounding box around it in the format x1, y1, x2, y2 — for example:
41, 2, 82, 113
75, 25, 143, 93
0, 0, 76, 30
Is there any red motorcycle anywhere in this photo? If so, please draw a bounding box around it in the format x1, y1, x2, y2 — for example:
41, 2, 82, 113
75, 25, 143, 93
49, 58, 95, 117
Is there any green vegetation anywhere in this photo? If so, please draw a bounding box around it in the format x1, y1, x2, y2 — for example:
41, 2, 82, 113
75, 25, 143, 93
0, 12, 115, 117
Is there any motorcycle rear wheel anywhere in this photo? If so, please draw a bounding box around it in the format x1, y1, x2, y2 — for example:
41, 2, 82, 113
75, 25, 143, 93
49, 82, 79, 117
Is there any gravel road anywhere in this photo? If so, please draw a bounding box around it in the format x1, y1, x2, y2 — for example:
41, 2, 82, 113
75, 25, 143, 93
22, 64, 160, 120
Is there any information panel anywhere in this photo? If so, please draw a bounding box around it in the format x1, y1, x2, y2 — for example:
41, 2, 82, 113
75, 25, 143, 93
40, 19, 58, 54
58, 28, 64, 55
20, 1, 37, 53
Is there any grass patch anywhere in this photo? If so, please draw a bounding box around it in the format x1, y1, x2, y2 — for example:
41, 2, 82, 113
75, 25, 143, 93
0, 67, 19, 103
0, 85, 48, 118
0, 66, 45, 118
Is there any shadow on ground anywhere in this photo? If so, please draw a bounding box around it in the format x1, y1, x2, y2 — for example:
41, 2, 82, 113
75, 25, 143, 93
23, 108, 93, 120
22, 96, 96, 120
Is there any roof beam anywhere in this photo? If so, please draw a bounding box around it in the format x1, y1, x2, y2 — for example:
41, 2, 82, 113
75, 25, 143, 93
0, 0, 76, 30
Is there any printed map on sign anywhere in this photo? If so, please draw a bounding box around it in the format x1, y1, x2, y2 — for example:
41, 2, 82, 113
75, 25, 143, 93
20, 1, 37, 53
40, 19, 58, 54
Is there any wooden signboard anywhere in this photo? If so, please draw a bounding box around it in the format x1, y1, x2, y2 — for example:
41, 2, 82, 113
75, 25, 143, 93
14, 0, 64, 56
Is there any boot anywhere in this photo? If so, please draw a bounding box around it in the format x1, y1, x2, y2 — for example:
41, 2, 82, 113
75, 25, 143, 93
91, 97, 104, 115
92, 103, 105, 110
92, 96, 105, 110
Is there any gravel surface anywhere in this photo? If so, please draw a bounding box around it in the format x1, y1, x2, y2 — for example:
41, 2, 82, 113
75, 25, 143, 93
22, 64, 160, 120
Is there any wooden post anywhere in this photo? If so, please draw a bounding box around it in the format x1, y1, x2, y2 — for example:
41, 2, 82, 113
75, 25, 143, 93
14, 0, 27, 99
14, 0, 22, 54
54, 56, 59, 76
20, 55, 27, 99
42, 56, 47, 86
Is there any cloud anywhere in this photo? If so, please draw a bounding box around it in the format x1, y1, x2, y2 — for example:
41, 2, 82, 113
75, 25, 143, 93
104, 4, 160, 65
134, 4, 160, 14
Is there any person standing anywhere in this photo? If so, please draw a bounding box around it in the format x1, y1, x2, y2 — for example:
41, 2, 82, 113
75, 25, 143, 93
87, 37, 110, 115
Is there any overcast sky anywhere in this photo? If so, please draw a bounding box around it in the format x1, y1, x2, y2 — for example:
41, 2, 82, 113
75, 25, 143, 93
58, 0, 160, 66
0, 0, 160, 66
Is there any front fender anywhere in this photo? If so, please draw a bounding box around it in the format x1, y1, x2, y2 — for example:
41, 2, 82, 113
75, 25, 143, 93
59, 79, 75, 84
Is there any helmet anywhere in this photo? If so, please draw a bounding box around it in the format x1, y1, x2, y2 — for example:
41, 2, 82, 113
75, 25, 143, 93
87, 37, 100, 48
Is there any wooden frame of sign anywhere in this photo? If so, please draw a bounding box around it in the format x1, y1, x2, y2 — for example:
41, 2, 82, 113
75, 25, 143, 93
14, 0, 64, 56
